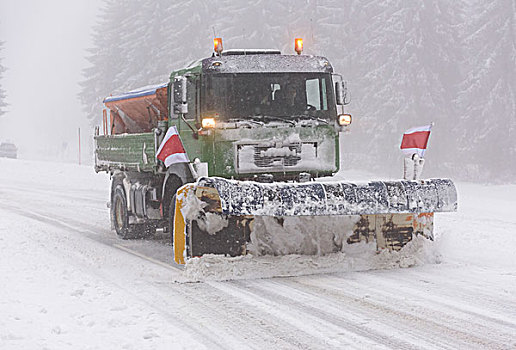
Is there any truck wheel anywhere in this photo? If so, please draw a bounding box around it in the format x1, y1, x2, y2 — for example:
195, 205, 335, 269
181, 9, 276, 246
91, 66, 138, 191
112, 185, 143, 239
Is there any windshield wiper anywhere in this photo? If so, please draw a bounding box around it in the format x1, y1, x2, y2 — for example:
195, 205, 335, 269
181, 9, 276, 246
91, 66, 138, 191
228, 118, 265, 127
255, 115, 296, 126
292, 115, 329, 125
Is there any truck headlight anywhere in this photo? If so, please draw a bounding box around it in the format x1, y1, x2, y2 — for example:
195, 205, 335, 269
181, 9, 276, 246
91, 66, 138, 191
202, 117, 216, 129
338, 114, 352, 126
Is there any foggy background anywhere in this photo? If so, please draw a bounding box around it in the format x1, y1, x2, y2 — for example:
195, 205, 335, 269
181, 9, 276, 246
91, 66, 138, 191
0, 0, 102, 162
0, 0, 514, 183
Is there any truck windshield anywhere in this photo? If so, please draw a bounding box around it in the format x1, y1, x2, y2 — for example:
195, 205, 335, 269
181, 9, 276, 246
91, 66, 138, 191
202, 73, 335, 121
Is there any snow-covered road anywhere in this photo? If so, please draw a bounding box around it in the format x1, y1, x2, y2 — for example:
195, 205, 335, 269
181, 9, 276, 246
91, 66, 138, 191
0, 158, 515, 349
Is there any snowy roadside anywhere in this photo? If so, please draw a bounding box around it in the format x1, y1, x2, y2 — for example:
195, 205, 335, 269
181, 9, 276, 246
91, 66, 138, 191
0, 210, 201, 349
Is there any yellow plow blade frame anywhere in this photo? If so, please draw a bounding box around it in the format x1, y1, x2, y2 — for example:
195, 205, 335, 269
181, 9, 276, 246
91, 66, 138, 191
173, 184, 195, 264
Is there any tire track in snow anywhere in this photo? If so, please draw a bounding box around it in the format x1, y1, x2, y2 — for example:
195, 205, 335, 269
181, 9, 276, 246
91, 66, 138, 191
211, 280, 417, 349
347, 270, 516, 333
329, 276, 516, 348
234, 278, 457, 350
371, 266, 516, 312
203, 282, 382, 350
284, 275, 512, 349
173, 282, 325, 350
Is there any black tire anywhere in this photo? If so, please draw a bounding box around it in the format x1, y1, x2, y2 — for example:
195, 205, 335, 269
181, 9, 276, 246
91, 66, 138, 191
112, 185, 144, 239
142, 223, 157, 237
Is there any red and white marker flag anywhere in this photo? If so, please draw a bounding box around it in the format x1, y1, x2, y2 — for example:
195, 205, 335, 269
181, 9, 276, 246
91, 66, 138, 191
156, 126, 189, 167
400, 124, 432, 157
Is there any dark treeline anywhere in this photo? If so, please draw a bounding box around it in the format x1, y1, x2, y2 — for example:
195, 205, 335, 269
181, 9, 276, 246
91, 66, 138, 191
80, 0, 516, 183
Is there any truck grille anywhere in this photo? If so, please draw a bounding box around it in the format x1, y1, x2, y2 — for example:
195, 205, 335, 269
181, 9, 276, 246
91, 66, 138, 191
236, 141, 319, 174
253, 145, 302, 168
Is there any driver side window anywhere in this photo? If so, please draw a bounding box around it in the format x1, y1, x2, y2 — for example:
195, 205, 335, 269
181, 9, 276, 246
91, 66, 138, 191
305, 78, 328, 111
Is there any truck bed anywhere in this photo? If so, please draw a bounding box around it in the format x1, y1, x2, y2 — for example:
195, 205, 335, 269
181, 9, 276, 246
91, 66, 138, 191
94, 132, 157, 173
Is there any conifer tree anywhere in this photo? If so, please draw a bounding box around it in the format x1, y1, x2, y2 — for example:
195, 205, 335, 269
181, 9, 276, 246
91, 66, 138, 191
456, 0, 516, 181
80, 0, 137, 121
343, 0, 465, 174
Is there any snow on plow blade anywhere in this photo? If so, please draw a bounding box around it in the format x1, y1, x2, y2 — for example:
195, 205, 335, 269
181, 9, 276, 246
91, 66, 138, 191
173, 177, 457, 264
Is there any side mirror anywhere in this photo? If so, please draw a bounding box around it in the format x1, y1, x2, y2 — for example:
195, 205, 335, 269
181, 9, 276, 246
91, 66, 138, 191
333, 73, 351, 106
173, 76, 188, 114
335, 81, 346, 106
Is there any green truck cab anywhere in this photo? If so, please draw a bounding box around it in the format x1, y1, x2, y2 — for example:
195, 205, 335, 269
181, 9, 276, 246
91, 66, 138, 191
95, 46, 351, 239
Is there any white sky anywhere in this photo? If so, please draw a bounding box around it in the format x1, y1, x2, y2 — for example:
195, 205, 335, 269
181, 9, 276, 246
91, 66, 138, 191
0, 0, 102, 163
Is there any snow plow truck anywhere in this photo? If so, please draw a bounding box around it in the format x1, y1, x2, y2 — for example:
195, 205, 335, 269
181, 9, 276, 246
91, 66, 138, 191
94, 38, 457, 265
